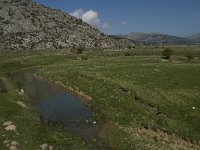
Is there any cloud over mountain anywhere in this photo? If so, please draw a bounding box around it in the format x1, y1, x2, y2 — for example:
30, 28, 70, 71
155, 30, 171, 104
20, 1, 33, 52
70, 9, 100, 27
102, 22, 110, 29
70, 9, 110, 30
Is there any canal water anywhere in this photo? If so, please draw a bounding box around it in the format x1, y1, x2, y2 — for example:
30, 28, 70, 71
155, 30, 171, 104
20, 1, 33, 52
10, 69, 100, 140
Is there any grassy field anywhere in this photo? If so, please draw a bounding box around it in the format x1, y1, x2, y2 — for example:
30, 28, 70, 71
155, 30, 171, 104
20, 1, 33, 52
0, 46, 200, 149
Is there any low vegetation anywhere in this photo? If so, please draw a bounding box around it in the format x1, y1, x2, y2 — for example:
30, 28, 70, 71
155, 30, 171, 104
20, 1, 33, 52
162, 48, 173, 59
0, 46, 200, 149
76, 46, 85, 54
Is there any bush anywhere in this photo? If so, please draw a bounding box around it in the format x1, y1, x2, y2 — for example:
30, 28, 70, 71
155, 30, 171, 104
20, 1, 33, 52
128, 46, 135, 49
76, 46, 85, 54
124, 52, 135, 56
162, 48, 173, 59
185, 54, 194, 61
124, 52, 131, 56
81, 56, 89, 60
0, 79, 7, 93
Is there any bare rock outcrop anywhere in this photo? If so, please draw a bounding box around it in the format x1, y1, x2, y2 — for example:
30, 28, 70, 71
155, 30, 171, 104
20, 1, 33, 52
0, 0, 137, 51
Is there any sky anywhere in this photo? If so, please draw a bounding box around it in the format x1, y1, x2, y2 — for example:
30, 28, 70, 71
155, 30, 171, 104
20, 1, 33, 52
33, 0, 200, 37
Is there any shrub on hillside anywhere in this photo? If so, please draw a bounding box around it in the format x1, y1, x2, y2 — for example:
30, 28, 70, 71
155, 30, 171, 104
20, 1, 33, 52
76, 46, 85, 54
128, 45, 135, 49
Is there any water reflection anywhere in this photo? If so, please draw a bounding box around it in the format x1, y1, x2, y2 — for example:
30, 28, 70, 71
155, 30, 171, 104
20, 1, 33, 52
10, 70, 99, 139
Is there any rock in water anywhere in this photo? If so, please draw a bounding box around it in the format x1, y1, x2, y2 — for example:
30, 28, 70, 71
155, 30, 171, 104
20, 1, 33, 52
0, 0, 137, 51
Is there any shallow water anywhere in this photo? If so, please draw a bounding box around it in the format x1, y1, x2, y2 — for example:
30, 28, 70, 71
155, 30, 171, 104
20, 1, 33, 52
10, 69, 99, 140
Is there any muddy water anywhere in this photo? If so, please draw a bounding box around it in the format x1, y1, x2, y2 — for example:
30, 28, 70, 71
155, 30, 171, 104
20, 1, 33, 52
10, 69, 99, 140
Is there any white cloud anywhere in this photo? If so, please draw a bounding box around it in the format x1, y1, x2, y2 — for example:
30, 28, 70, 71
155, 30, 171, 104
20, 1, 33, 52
69, 9, 83, 19
70, 9, 100, 27
101, 22, 110, 29
82, 10, 100, 27
121, 21, 127, 25
70, 9, 110, 30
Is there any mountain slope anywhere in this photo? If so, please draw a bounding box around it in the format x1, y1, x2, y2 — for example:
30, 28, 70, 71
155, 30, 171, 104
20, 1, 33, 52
0, 0, 137, 50
121, 32, 195, 45
188, 33, 200, 44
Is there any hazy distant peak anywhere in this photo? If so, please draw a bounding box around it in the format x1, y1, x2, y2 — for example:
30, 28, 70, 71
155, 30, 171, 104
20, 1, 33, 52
120, 32, 200, 45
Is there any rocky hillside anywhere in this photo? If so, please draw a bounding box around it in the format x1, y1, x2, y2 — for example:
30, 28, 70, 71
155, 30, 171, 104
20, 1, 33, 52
0, 0, 137, 51
121, 32, 198, 45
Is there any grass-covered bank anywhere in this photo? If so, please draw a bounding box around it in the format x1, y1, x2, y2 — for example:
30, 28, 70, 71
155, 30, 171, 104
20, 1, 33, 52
0, 47, 200, 149
39, 56, 200, 149
0, 55, 106, 150
0, 77, 45, 149
0, 77, 103, 149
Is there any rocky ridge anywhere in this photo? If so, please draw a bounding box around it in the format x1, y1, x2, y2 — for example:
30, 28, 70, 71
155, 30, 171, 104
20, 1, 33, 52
0, 0, 137, 51
121, 32, 200, 45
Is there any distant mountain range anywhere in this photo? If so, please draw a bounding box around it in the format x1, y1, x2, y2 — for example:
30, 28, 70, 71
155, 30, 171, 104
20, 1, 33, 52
187, 34, 200, 44
120, 32, 200, 45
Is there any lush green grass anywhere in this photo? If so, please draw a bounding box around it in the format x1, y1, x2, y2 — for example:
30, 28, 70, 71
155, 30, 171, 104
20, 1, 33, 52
0, 47, 200, 149
39, 56, 200, 149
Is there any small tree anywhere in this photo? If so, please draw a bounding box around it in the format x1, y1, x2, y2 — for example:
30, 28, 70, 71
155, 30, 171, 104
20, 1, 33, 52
162, 48, 173, 59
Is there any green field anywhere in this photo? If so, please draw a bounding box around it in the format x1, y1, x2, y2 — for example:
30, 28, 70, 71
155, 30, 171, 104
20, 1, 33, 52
0, 46, 200, 149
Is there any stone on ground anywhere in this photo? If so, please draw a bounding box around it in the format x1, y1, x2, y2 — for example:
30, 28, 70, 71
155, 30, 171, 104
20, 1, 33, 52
3, 121, 12, 126
9, 145, 17, 150
16, 101, 26, 108
40, 143, 48, 150
5, 125, 16, 131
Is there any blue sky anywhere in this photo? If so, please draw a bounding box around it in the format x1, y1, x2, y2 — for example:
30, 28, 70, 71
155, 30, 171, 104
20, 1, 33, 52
33, 0, 200, 37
